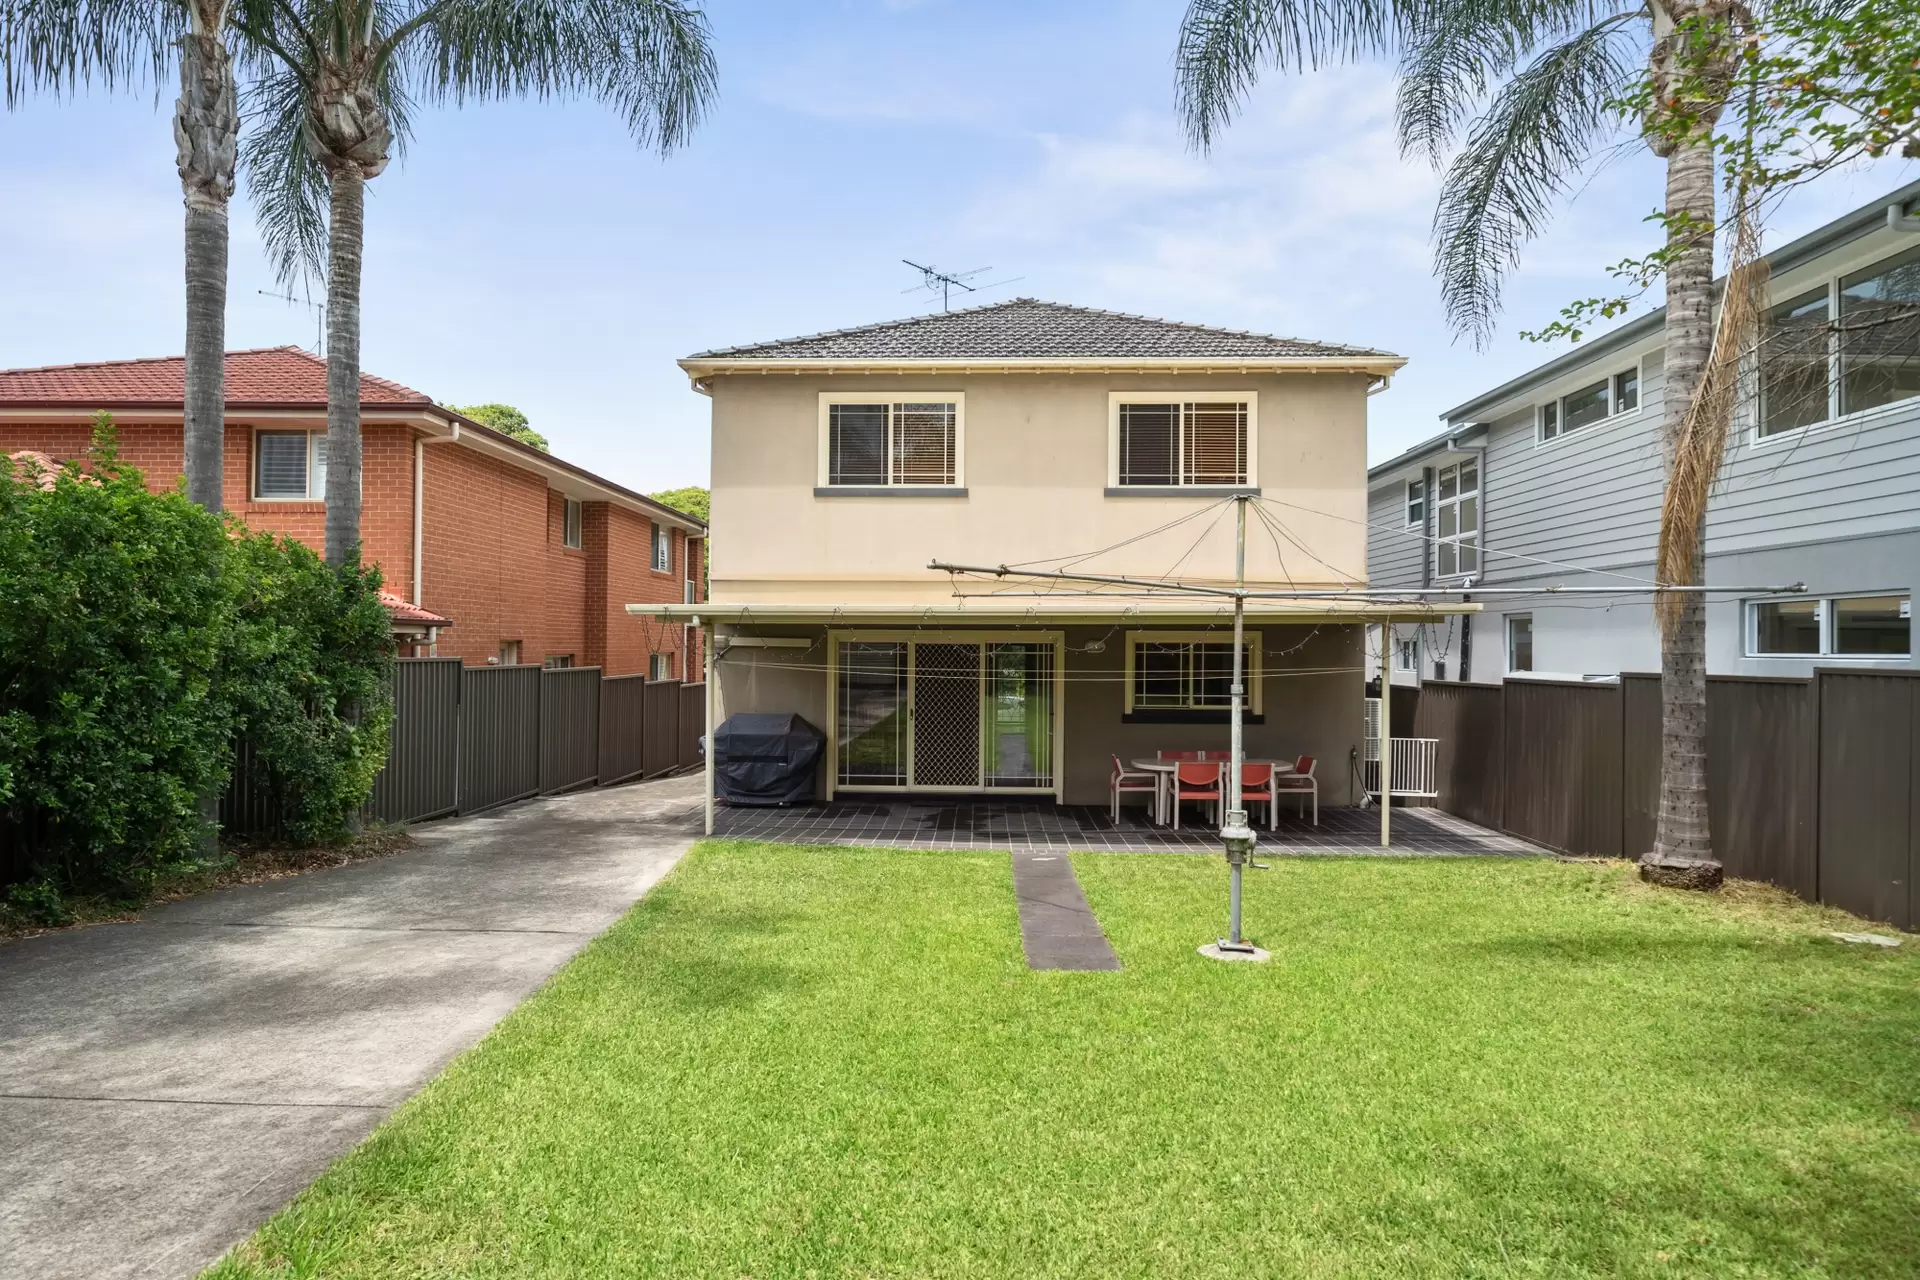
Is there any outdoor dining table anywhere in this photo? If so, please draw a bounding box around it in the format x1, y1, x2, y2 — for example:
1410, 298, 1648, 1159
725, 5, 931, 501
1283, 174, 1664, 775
1129, 758, 1300, 827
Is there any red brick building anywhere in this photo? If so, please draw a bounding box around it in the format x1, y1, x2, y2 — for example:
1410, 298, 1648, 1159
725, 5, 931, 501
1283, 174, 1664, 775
0, 347, 705, 677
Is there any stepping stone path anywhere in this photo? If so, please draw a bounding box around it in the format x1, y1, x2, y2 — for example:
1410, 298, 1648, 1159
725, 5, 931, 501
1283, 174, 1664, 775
1009, 850, 1120, 971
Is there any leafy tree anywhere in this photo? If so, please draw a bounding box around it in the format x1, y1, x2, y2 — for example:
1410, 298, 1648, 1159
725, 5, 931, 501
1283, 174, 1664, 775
649, 484, 708, 524
450, 402, 549, 451
235, 0, 719, 567
7, 0, 241, 514
1175, 0, 1910, 886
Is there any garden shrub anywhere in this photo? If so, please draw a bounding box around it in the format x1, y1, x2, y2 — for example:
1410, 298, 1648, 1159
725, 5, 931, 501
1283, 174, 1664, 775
0, 417, 397, 916
0, 423, 234, 902
225, 533, 394, 846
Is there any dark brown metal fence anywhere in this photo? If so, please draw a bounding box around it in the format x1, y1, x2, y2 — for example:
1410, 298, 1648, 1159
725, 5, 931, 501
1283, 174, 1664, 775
460, 665, 543, 814
599, 674, 651, 786
369, 657, 462, 824
679, 682, 706, 770
539, 667, 602, 795
643, 680, 681, 777
1411, 669, 1919, 928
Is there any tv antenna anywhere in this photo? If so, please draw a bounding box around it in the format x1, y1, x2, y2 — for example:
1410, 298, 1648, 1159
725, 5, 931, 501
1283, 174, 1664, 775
902, 260, 1024, 312
258, 288, 325, 353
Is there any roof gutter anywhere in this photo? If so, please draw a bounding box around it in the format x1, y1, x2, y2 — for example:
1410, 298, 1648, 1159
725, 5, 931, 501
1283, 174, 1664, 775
678, 354, 1407, 384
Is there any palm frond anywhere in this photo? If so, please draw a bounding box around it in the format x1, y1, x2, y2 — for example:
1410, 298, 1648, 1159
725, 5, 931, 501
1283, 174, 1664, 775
1396, 0, 1627, 165
1431, 13, 1638, 345
1175, 0, 1415, 151
404, 0, 716, 155
4, 0, 181, 106
238, 64, 329, 286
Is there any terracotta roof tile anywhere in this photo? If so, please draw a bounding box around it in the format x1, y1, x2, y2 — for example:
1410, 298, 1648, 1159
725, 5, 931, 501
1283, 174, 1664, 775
0, 346, 429, 407
379, 589, 452, 628
688, 297, 1398, 362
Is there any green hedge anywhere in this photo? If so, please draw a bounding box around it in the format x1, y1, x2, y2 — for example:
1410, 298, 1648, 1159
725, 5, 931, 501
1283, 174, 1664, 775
1, 418, 394, 918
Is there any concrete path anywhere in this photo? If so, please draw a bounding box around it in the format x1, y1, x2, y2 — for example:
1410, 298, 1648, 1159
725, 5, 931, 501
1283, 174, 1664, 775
0, 774, 703, 1280
1009, 850, 1121, 971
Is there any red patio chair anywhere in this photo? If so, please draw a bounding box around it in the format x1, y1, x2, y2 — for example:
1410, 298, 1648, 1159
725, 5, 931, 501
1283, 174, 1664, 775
1158, 749, 1202, 761
1173, 761, 1222, 829
1240, 762, 1277, 830
1272, 755, 1318, 825
1110, 755, 1158, 825
1199, 750, 1233, 761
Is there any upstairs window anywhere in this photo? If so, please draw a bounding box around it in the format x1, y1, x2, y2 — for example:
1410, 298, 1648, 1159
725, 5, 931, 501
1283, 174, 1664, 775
1538, 366, 1640, 442
651, 523, 671, 572
255, 429, 327, 500
1405, 478, 1425, 527
562, 498, 582, 549
1113, 397, 1253, 487
1758, 244, 1920, 439
823, 398, 960, 487
1432, 459, 1478, 578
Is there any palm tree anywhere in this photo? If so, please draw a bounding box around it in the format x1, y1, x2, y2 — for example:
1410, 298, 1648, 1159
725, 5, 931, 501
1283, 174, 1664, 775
6, 0, 241, 513
231, 0, 718, 565
1177, 0, 1747, 886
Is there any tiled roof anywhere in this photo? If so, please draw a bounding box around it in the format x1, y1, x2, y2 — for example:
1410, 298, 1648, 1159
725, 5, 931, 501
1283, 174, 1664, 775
6, 450, 63, 491
0, 346, 429, 407
379, 589, 452, 628
687, 298, 1397, 362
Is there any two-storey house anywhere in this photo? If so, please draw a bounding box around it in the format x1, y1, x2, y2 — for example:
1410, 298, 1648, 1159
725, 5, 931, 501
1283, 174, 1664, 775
0, 346, 705, 676
634, 299, 1436, 810
1368, 179, 1920, 685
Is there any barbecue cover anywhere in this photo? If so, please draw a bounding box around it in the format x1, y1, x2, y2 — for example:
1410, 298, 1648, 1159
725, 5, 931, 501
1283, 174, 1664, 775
713, 713, 825, 806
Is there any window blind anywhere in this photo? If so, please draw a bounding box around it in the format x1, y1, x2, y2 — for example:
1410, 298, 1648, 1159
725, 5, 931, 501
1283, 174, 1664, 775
1118, 404, 1178, 485
256, 431, 310, 498
891, 403, 956, 484
1117, 401, 1247, 486
1182, 403, 1247, 485
828, 404, 888, 484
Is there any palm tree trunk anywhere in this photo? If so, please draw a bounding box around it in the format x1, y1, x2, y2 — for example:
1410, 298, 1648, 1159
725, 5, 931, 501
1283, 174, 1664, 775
176, 25, 237, 512
1645, 134, 1722, 889
323, 165, 365, 567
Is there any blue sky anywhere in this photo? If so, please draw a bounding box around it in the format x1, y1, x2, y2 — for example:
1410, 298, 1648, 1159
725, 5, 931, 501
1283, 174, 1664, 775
2, 0, 1911, 490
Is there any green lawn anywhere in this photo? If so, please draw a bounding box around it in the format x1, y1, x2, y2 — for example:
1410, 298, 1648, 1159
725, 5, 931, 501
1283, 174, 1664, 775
209, 844, 1920, 1279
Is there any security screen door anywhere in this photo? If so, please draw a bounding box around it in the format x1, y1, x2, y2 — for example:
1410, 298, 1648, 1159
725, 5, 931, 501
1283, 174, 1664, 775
833, 636, 1057, 794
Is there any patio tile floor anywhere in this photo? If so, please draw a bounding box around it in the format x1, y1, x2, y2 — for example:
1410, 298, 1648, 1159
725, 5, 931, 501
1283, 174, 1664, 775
702, 799, 1543, 856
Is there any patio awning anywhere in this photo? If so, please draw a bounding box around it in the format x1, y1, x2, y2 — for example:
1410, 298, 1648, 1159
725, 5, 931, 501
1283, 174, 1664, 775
627, 599, 1478, 624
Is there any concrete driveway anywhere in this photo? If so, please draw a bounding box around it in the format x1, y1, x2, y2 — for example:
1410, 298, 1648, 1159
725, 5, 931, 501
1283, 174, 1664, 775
0, 775, 702, 1280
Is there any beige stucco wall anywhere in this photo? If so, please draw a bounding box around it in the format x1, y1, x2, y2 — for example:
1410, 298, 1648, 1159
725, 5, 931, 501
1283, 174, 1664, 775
706, 371, 1373, 605
712, 622, 1365, 809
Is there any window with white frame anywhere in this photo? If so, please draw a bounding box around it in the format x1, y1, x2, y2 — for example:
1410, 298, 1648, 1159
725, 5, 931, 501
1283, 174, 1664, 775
651, 523, 670, 572
1112, 396, 1252, 487
498, 640, 522, 666
1395, 636, 1418, 673
1405, 477, 1425, 527
1760, 243, 1920, 438
822, 396, 960, 487
1507, 614, 1533, 672
254, 429, 327, 499
1124, 632, 1262, 714
1432, 459, 1478, 578
1748, 593, 1910, 658
562, 498, 582, 549
544, 654, 574, 669
649, 652, 671, 681
1538, 365, 1642, 442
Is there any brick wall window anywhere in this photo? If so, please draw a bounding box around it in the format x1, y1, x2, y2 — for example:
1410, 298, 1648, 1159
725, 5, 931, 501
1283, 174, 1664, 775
651, 523, 670, 572
544, 654, 574, 669
254, 429, 326, 500
649, 652, 670, 681
498, 640, 523, 666
563, 498, 582, 549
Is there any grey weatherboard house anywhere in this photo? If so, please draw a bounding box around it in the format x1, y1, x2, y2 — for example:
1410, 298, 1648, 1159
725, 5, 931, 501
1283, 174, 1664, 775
1367, 179, 1920, 686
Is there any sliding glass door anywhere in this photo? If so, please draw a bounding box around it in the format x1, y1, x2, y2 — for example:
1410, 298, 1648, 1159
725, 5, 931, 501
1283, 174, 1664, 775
832, 633, 1061, 796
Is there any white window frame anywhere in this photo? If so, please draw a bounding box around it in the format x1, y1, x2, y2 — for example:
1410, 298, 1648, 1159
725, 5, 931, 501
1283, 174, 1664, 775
252, 428, 327, 501
1506, 614, 1533, 673
1122, 630, 1264, 714
1405, 477, 1425, 527
1751, 239, 1920, 446
817, 392, 965, 490
648, 652, 671, 681
1745, 592, 1911, 660
1395, 635, 1419, 673
498, 640, 522, 666
1430, 459, 1479, 581
651, 523, 671, 573
1535, 362, 1645, 445
1107, 392, 1259, 489
562, 497, 583, 549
